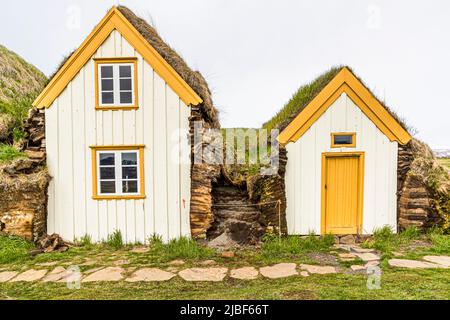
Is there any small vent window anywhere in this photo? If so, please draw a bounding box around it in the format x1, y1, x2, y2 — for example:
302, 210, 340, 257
331, 133, 356, 148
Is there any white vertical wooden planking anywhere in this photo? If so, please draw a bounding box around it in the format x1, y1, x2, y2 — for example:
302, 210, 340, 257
45, 31, 192, 243
285, 92, 398, 235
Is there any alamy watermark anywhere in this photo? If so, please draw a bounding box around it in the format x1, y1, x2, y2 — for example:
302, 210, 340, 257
172, 122, 281, 176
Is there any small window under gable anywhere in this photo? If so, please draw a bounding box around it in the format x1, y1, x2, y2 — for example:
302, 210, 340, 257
95, 58, 138, 110
331, 133, 356, 148
91, 146, 145, 200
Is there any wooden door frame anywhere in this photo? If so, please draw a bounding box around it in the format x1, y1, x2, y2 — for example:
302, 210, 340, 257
321, 152, 365, 235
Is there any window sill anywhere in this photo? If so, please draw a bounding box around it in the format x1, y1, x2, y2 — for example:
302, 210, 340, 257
95, 106, 139, 111
92, 195, 146, 201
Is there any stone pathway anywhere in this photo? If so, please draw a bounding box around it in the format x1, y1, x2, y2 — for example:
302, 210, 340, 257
1, 248, 448, 284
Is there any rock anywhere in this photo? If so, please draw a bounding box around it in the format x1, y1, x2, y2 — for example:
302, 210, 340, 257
42, 267, 66, 282
339, 235, 356, 244
339, 253, 357, 259
168, 259, 185, 266
113, 259, 130, 266
260, 263, 298, 279
221, 251, 235, 258
388, 259, 443, 269
230, 267, 258, 280
82, 267, 124, 282
365, 261, 380, 268
349, 246, 376, 254
354, 252, 380, 262
300, 271, 310, 277
199, 260, 216, 266
299, 264, 337, 274
10, 269, 48, 282
422, 256, 450, 267
126, 268, 176, 282
37, 234, 69, 254
0, 271, 18, 283
179, 268, 228, 282
350, 265, 366, 271
130, 247, 149, 254
25, 150, 46, 160
207, 232, 238, 249
83, 267, 104, 275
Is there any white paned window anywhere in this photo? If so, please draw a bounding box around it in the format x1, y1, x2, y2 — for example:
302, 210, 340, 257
98, 62, 135, 107
95, 149, 142, 197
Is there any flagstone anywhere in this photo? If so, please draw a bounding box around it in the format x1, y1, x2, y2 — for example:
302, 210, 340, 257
350, 265, 366, 271
42, 267, 66, 282
388, 259, 442, 269
299, 264, 337, 274
230, 267, 258, 280
354, 252, 380, 262
179, 268, 228, 282
36, 261, 58, 267
300, 271, 309, 277
169, 259, 186, 266
260, 263, 298, 279
82, 267, 124, 282
10, 269, 48, 282
126, 268, 176, 282
422, 256, 450, 267
0, 271, 18, 283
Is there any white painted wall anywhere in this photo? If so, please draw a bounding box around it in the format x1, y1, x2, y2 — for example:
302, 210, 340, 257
285, 92, 398, 235
46, 30, 192, 243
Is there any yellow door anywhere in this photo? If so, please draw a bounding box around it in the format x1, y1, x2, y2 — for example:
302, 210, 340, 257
323, 155, 361, 234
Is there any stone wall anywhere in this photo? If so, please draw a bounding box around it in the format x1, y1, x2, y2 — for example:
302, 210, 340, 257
397, 140, 442, 231
247, 146, 288, 235
189, 106, 221, 238
22, 108, 46, 163
0, 159, 49, 241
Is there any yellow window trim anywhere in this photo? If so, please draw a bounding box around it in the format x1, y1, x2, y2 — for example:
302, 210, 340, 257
320, 152, 365, 235
94, 57, 139, 110
33, 6, 202, 109
278, 67, 412, 146
331, 132, 356, 148
90, 145, 146, 201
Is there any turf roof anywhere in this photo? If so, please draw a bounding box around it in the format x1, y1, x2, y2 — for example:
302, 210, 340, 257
263, 66, 410, 134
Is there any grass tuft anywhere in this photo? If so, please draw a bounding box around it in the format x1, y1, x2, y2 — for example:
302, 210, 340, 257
0, 144, 26, 163
147, 236, 215, 261
261, 233, 334, 262
0, 235, 35, 264
105, 230, 124, 250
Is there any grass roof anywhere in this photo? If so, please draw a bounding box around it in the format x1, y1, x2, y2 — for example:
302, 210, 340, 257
263, 66, 410, 134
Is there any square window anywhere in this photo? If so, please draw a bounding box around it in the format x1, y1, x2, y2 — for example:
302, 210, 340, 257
96, 61, 137, 108
100, 153, 115, 166
100, 167, 116, 180
120, 79, 132, 91
102, 92, 114, 104
120, 92, 132, 104
119, 65, 132, 78
102, 79, 114, 91
100, 181, 116, 194
122, 167, 137, 180
123, 180, 138, 194
101, 66, 113, 78
93, 148, 144, 199
122, 153, 137, 165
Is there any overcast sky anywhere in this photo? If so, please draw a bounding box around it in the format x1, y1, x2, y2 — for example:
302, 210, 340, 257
1, 0, 449, 148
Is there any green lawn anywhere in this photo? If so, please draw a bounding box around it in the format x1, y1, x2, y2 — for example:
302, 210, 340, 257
1, 229, 449, 300
438, 158, 450, 170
